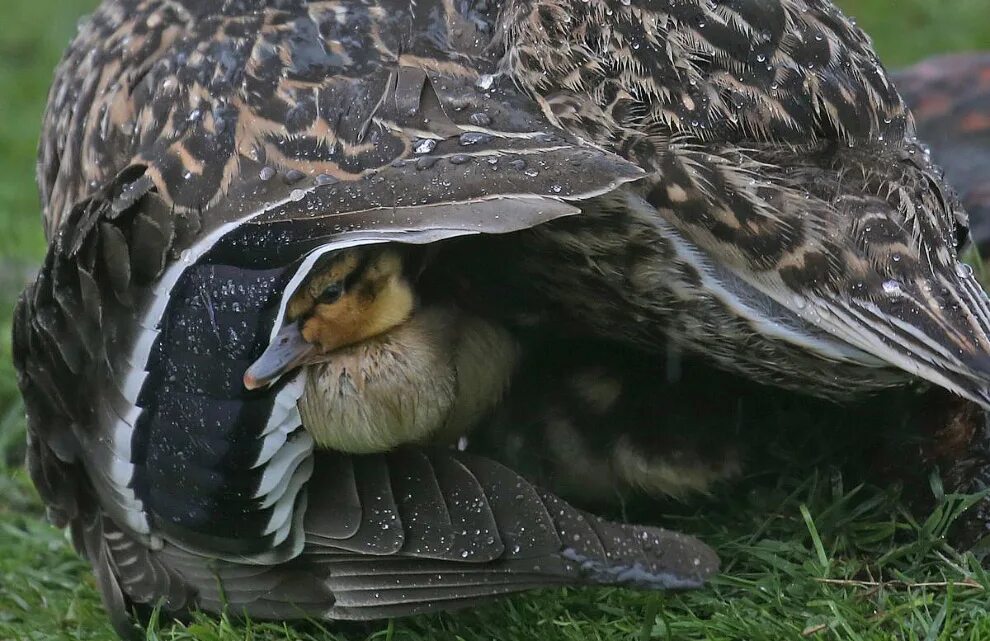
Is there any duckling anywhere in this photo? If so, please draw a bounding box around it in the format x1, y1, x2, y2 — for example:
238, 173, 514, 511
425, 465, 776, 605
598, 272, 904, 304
474, 339, 747, 505
244, 246, 518, 453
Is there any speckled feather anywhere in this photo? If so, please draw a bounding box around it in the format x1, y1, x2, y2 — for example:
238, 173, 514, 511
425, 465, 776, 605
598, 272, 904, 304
485, 0, 990, 404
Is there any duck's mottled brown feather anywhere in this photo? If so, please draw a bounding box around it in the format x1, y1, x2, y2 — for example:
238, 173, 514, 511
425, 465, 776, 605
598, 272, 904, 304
499, 0, 908, 146
485, 0, 990, 404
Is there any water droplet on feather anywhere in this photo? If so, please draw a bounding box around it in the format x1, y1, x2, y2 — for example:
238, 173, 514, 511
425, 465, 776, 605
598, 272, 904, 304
475, 74, 496, 90
956, 263, 975, 278
414, 139, 437, 154
469, 112, 492, 126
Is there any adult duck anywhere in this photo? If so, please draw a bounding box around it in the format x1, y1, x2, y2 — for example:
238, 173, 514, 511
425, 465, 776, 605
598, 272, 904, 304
14, 0, 990, 637
14, 0, 715, 636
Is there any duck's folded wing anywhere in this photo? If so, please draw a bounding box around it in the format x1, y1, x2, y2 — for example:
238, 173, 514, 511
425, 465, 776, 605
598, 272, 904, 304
103, 449, 716, 627
628, 141, 990, 406
499, 0, 990, 402
76, 448, 716, 637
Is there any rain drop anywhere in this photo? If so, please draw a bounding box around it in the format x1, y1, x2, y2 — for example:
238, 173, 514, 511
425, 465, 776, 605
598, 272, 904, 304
956, 263, 975, 278
882, 279, 901, 294
416, 156, 439, 170
284, 169, 305, 184
469, 112, 492, 126
475, 74, 496, 90
259, 167, 276, 181
459, 131, 491, 145
414, 138, 437, 154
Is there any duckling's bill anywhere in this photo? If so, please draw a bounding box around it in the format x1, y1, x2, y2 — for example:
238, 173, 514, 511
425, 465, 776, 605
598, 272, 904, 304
243, 322, 315, 389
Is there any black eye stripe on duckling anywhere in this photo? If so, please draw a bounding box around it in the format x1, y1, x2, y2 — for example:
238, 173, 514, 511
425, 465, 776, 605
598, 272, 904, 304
345, 251, 377, 289
305, 252, 376, 309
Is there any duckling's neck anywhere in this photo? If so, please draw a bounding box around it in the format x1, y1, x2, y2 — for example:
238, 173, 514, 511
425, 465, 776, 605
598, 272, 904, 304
298, 306, 518, 454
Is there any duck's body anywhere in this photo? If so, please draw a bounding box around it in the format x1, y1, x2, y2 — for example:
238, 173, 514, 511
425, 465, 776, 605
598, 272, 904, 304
15, 0, 990, 635
15, 0, 715, 635
483, 0, 990, 405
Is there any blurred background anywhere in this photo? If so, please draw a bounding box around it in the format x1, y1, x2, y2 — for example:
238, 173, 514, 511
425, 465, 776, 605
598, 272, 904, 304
0, 0, 989, 639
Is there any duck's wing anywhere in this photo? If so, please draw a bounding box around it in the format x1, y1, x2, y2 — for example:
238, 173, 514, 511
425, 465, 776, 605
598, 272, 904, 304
501, 0, 990, 405
894, 53, 990, 252
624, 140, 990, 407
16, 0, 712, 635
100, 449, 714, 626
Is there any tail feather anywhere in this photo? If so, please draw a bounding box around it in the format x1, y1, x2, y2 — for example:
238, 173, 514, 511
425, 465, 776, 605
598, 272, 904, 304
803, 273, 990, 408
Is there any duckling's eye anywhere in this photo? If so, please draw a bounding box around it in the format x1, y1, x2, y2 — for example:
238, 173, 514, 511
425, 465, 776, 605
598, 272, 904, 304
317, 283, 344, 304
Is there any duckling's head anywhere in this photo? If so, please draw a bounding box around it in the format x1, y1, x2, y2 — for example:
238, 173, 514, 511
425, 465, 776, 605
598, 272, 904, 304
243, 246, 415, 389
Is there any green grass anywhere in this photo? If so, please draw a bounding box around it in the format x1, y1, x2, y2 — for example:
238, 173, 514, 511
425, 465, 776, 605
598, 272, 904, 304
2, 0, 990, 639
